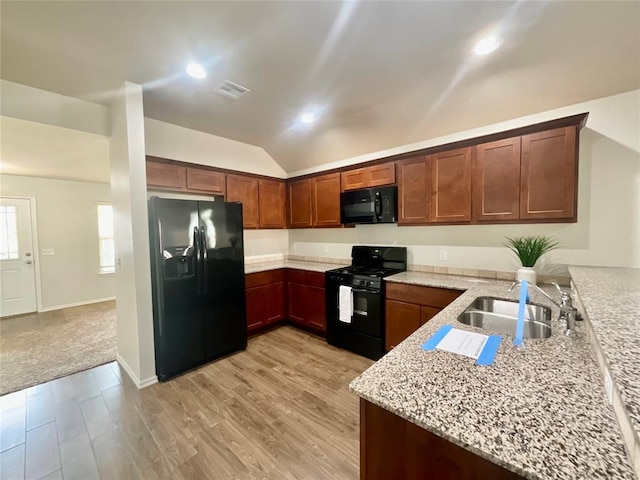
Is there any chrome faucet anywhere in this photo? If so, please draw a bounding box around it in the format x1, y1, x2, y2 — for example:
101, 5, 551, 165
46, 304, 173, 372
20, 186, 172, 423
508, 281, 577, 335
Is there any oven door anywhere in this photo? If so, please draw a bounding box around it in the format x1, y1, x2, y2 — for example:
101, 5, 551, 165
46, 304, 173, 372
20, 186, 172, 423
343, 286, 383, 337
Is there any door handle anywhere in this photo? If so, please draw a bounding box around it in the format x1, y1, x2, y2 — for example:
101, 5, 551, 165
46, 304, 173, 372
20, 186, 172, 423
26, 260, 33, 265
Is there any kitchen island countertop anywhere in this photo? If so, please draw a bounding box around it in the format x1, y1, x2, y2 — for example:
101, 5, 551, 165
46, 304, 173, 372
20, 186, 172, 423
349, 270, 635, 480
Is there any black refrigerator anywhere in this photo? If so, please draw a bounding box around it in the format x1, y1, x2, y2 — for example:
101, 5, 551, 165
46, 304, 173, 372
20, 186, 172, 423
148, 196, 247, 381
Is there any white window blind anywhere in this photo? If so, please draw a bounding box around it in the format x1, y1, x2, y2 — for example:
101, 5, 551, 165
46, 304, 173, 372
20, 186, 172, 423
97, 204, 115, 274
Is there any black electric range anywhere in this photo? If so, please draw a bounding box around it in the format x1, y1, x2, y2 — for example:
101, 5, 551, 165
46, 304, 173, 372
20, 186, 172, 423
325, 246, 407, 360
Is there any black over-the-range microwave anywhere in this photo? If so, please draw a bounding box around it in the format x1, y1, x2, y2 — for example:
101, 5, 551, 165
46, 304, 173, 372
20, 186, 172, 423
340, 185, 398, 225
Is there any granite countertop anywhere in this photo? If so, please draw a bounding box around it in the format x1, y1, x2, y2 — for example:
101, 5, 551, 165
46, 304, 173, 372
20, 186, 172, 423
244, 259, 346, 274
349, 271, 634, 480
568, 266, 640, 436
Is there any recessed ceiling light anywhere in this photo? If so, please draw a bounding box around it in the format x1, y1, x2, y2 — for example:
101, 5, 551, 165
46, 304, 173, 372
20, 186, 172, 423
473, 35, 501, 56
300, 112, 316, 125
186, 62, 207, 79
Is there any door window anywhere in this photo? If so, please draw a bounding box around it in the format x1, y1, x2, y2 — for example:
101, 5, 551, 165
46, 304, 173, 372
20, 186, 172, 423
0, 205, 19, 260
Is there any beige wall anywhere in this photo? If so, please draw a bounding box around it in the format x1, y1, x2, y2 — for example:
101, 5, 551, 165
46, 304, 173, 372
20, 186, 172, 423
0, 175, 115, 309
144, 118, 287, 179
289, 90, 640, 273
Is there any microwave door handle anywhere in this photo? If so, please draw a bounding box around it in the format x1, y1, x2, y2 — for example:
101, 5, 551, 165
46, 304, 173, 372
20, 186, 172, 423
374, 191, 382, 220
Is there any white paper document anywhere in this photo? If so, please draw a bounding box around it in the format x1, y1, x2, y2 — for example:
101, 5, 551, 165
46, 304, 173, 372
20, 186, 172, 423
435, 328, 489, 360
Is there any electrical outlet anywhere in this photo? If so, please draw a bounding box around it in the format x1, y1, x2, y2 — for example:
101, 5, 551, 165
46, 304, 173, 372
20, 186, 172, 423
438, 250, 447, 261
42, 248, 55, 256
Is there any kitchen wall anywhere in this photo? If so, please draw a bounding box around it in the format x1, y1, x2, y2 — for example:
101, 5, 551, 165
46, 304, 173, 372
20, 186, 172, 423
0, 174, 115, 310
144, 118, 287, 179
289, 89, 640, 273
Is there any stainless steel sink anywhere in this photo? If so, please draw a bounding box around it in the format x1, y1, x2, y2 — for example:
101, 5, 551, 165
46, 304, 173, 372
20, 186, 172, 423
457, 297, 552, 339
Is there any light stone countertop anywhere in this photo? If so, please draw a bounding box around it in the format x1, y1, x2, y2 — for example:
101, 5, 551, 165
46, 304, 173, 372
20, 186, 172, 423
568, 267, 640, 436
349, 271, 635, 480
244, 259, 347, 274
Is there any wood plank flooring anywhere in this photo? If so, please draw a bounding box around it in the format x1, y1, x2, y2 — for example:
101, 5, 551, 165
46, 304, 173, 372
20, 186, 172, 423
0, 326, 373, 480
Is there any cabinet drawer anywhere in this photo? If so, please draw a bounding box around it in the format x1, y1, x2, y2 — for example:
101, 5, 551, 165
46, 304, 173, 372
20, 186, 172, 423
386, 282, 462, 308
286, 269, 325, 288
245, 269, 285, 288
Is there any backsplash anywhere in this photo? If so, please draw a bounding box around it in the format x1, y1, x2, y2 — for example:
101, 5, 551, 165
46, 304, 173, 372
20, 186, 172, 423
285, 254, 571, 285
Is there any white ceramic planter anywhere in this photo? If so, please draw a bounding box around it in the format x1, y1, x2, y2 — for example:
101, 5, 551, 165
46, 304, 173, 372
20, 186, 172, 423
516, 267, 537, 285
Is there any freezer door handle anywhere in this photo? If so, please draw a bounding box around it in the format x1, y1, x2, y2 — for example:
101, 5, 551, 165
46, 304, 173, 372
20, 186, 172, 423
193, 226, 201, 295
200, 226, 208, 295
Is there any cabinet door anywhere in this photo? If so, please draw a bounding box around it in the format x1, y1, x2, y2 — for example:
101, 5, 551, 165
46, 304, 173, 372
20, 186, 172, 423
520, 126, 577, 220
431, 147, 472, 223
341, 168, 367, 191
186, 167, 226, 195
287, 179, 313, 228
420, 306, 440, 326
258, 179, 286, 229
385, 300, 421, 351
146, 160, 186, 190
246, 286, 267, 332
367, 162, 396, 187
474, 138, 521, 222
287, 282, 326, 333
313, 173, 341, 227
226, 175, 260, 229
397, 157, 431, 225
246, 282, 285, 333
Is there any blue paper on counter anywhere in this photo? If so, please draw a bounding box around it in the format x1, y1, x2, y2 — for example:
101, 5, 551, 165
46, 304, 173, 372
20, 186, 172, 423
476, 335, 502, 366
421, 325, 453, 351
421, 325, 502, 366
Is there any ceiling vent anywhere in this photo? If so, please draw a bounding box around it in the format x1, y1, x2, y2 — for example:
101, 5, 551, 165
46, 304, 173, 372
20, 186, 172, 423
215, 80, 250, 100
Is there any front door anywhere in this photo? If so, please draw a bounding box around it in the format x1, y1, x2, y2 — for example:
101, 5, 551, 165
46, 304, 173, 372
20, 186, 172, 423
0, 198, 37, 317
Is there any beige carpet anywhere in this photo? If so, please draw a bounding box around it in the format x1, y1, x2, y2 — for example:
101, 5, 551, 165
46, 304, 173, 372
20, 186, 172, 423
0, 300, 116, 395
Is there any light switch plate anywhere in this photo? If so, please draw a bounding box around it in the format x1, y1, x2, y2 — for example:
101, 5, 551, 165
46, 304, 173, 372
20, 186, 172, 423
42, 248, 55, 256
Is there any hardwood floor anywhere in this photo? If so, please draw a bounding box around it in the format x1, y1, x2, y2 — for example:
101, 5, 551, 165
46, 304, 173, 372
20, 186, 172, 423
0, 326, 373, 480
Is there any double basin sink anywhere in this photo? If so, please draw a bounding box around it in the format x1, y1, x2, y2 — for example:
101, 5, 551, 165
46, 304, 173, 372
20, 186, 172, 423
457, 297, 552, 339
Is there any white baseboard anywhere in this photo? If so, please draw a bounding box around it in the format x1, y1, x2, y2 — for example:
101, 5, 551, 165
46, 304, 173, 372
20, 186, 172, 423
39, 296, 116, 312
116, 354, 158, 390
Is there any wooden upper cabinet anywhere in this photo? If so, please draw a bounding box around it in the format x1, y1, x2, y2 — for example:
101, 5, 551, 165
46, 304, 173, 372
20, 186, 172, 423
146, 160, 186, 190
226, 174, 259, 229
431, 147, 472, 223
341, 169, 368, 191
474, 138, 521, 222
288, 178, 313, 228
186, 167, 226, 195
367, 162, 396, 187
520, 126, 577, 220
312, 173, 341, 227
341, 161, 396, 191
258, 179, 286, 229
397, 156, 431, 225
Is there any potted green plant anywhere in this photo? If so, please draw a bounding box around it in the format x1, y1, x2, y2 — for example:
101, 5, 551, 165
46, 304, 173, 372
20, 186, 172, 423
505, 235, 559, 285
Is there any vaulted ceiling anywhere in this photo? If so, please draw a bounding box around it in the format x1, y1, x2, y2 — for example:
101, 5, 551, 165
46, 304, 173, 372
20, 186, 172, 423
1, 1, 639, 175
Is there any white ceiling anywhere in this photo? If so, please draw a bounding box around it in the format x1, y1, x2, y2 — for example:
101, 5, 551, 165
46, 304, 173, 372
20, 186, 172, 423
1, 1, 639, 175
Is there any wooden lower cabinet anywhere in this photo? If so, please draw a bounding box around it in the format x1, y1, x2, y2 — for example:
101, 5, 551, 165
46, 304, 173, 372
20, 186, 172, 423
360, 399, 524, 480
245, 270, 285, 333
245, 269, 326, 335
287, 269, 326, 333
385, 283, 462, 351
